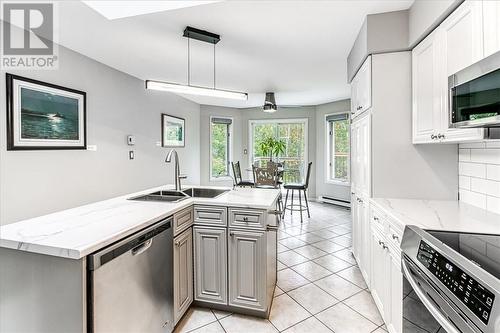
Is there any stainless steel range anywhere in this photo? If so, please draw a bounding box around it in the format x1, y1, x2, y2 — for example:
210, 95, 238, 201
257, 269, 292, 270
401, 226, 499, 333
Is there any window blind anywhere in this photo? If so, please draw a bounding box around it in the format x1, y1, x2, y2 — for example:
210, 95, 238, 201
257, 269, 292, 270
211, 117, 232, 125
326, 113, 349, 122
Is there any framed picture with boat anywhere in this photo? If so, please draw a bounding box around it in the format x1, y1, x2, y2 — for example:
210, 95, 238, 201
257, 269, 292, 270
6, 74, 86, 150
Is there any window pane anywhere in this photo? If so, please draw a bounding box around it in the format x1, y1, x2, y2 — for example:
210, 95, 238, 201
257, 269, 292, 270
328, 116, 350, 182
211, 123, 228, 177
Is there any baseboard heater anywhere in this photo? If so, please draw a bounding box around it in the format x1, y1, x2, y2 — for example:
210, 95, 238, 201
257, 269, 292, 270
319, 196, 351, 209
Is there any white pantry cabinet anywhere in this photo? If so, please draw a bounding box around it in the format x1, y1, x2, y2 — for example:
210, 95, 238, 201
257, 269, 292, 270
350, 111, 371, 197
173, 227, 193, 324
351, 56, 372, 118
483, 0, 500, 57
412, 0, 486, 144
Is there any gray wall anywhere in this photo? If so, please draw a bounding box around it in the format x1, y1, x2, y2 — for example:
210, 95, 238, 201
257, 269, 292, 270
315, 100, 351, 202
0, 45, 201, 225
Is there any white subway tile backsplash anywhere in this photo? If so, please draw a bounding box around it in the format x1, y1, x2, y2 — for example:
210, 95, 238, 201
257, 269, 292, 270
460, 189, 487, 209
458, 145, 500, 214
470, 178, 500, 198
459, 162, 486, 178
487, 165, 500, 181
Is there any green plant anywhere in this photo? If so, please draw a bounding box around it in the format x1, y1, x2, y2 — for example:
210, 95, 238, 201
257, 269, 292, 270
272, 139, 286, 157
257, 136, 286, 161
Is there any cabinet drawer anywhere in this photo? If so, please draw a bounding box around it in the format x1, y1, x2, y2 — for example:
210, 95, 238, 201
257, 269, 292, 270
370, 209, 386, 233
194, 205, 227, 226
173, 206, 194, 236
229, 208, 266, 230
387, 223, 403, 251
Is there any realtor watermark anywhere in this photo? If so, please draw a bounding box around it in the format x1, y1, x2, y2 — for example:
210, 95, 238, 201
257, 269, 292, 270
1, 1, 59, 70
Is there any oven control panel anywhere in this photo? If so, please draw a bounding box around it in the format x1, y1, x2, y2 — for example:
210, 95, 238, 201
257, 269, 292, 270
417, 240, 495, 325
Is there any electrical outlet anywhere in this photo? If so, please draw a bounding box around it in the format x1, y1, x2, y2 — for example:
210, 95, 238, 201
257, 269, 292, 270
129, 151, 134, 160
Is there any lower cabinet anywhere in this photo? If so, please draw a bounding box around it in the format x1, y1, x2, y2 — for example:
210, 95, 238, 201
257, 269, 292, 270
228, 229, 267, 311
193, 226, 227, 304
173, 227, 193, 324
370, 227, 390, 320
388, 250, 403, 333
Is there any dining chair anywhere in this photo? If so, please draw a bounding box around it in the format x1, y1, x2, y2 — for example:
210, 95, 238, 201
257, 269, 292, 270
283, 162, 312, 222
253, 165, 284, 216
231, 161, 254, 187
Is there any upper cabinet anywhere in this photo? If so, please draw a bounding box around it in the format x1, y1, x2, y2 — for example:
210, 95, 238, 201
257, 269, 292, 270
412, 1, 487, 144
351, 56, 372, 118
483, 0, 500, 57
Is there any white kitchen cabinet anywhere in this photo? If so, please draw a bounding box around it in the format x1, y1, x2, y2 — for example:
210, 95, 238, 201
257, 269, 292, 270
228, 229, 266, 311
370, 227, 390, 321
351, 56, 372, 118
351, 112, 371, 196
412, 0, 485, 144
483, 0, 500, 57
387, 249, 403, 333
193, 226, 227, 305
357, 196, 370, 287
173, 227, 193, 324
351, 192, 360, 262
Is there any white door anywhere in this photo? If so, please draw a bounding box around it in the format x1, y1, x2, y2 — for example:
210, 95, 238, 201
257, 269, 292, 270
483, 0, 500, 57
440, 0, 485, 142
173, 228, 193, 324
228, 229, 267, 311
412, 30, 441, 144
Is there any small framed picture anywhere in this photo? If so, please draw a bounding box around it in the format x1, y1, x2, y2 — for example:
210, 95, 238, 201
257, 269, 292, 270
162, 114, 185, 147
6, 74, 86, 150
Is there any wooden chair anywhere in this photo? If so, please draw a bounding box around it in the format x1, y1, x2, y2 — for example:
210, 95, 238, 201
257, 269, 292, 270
253, 165, 284, 217
283, 162, 312, 222
231, 162, 254, 187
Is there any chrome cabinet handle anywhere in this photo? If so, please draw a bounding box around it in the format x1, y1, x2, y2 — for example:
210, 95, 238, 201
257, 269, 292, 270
373, 216, 379, 221
438, 133, 445, 139
430, 134, 437, 140
230, 231, 235, 237
378, 240, 387, 249
392, 234, 399, 241
174, 240, 181, 247
243, 217, 249, 222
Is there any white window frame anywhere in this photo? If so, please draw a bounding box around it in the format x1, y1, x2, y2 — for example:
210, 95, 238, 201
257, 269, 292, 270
209, 115, 233, 182
248, 118, 308, 178
325, 112, 350, 186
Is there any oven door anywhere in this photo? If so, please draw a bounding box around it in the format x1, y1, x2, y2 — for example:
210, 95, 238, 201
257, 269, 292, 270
402, 256, 480, 333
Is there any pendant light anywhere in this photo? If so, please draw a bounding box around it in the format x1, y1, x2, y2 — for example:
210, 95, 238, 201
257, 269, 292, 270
146, 26, 248, 100
263, 92, 277, 113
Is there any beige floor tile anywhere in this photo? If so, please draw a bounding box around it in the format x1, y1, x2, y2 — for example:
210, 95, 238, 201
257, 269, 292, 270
313, 254, 352, 272
278, 230, 291, 240
277, 260, 287, 271
287, 283, 339, 314
343, 290, 384, 325
310, 230, 338, 239
277, 243, 289, 253
282, 317, 333, 333
316, 303, 378, 333
211, 309, 232, 320
189, 321, 225, 333
332, 248, 357, 264
269, 293, 311, 331
293, 245, 328, 259
174, 307, 217, 333
283, 226, 308, 236
331, 235, 352, 247
220, 314, 278, 333
336, 265, 368, 288
291, 261, 332, 281
295, 232, 325, 244
277, 268, 310, 291
274, 286, 285, 297
311, 240, 345, 253
279, 237, 307, 249
278, 250, 309, 266
315, 275, 362, 300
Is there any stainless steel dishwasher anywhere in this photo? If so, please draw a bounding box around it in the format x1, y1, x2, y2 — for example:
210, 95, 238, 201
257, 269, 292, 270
88, 218, 173, 333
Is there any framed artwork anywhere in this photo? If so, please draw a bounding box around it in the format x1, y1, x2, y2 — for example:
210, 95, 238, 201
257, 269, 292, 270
6, 73, 86, 150
162, 114, 185, 147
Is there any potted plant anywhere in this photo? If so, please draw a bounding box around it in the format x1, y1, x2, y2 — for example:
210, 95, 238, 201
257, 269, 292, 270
258, 136, 286, 162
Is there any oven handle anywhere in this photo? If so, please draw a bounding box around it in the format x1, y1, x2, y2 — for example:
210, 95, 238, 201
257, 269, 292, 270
402, 258, 460, 333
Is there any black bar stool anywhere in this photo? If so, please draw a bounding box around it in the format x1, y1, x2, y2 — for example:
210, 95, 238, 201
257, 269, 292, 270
231, 161, 254, 187
283, 162, 312, 222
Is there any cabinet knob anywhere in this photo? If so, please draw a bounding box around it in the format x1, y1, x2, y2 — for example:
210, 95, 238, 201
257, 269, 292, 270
230, 232, 235, 237
243, 217, 249, 222
392, 234, 399, 241
174, 241, 181, 247
373, 216, 379, 221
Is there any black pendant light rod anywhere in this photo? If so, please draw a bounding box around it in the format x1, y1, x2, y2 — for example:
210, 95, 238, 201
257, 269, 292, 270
187, 37, 191, 86
213, 43, 216, 89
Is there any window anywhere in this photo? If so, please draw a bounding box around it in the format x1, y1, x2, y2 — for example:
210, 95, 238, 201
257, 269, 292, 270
210, 117, 232, 179
326, 113, 350, 183
249, 119, 307, 183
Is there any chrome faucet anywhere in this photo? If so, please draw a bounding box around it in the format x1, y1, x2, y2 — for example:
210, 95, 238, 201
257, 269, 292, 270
165, 149, 187, 191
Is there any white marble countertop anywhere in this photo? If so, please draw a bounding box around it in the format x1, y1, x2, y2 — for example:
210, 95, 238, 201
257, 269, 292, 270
370, 198, 500, 235
0, 185, 280, 260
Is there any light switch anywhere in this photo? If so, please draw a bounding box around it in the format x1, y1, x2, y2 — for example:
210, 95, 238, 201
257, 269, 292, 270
129, 151, 134, 160
127, 135, 135, 145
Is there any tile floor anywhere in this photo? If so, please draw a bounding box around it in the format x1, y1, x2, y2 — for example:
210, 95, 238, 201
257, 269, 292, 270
175, 201, 386, 333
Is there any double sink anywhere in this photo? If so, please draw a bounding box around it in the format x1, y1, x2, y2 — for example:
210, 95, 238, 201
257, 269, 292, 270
129, 187, 229, 203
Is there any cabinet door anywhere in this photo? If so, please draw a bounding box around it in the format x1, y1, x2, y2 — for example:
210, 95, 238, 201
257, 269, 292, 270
357, 56, 372, 114
359, 199, 370, 287
356, 112, 371, 197
351, 193, 360, 261
370, 229, 389, 321
388, 251, 403, 333
440, 0, 485, 142
351, 75, 359, 117
412, 30, 441, 144
228, 229, 267, 311
173, 228, 193, 324
483, 0, 500, 57
350, 122, 359, 192
193, 227, 227, 304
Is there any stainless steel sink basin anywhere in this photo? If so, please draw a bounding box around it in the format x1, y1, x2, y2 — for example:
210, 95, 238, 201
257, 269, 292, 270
182, 187, 229, 198
128, 188, 228, 203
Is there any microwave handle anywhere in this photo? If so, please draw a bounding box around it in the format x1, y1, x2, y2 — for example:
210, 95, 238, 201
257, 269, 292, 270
402, 258, 460, 333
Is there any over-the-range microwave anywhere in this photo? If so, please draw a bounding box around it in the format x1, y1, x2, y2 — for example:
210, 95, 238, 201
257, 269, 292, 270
449, 51, 500, 128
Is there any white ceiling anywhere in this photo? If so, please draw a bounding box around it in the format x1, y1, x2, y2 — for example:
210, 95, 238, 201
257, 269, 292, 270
57, 1, 414, 108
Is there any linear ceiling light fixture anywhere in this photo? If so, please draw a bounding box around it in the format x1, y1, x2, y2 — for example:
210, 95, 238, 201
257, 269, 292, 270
146, 26, 248, 101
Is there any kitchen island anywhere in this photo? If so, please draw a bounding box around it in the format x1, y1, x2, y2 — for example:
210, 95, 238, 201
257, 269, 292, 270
0, 185, 280, 333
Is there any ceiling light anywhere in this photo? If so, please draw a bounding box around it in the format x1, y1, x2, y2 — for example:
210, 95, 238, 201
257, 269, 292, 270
146, 26, 248, 101
263, 92, 277, 113
82, 1, 219, 20
146, 81, 248, 100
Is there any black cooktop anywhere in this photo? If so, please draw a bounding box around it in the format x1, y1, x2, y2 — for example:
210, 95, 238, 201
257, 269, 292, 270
427, 230, 500, 280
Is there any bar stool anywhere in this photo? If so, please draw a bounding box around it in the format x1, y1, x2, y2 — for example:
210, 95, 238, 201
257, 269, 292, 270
231, 161, 254, 187
283, 162, 312, 222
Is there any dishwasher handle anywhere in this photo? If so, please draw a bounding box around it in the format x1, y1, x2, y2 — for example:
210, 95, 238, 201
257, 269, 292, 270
89, 218, 172, 270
